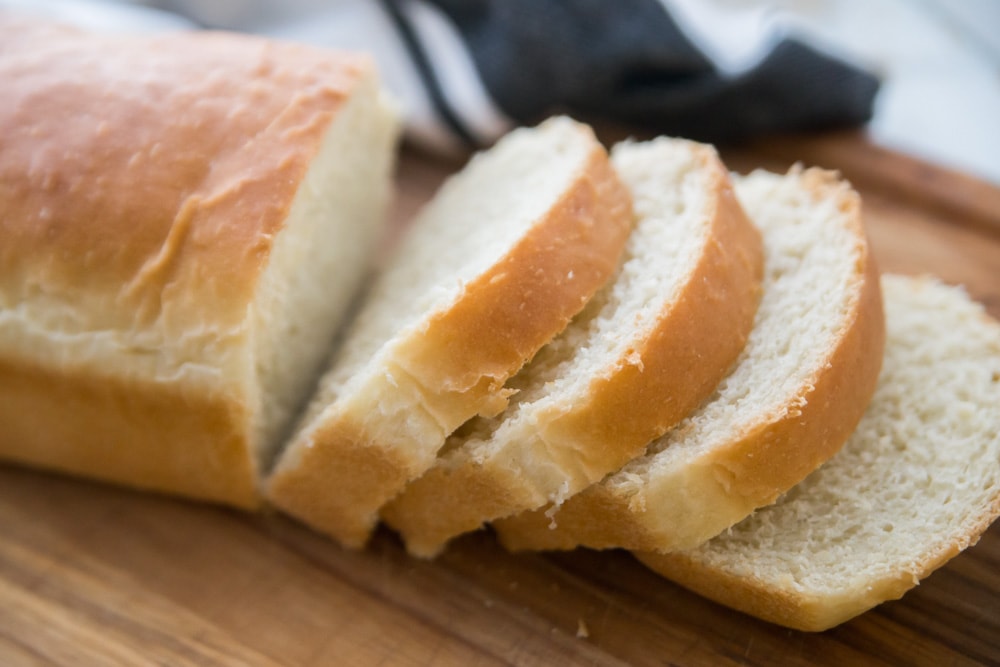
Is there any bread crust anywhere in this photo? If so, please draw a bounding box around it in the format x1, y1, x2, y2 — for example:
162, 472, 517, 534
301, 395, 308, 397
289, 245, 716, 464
0, 19, 369, 335
0, 358, 258, 508
636, 275, 1000, 632
267, 134, 634, 548
497, 168, 885, 553
636, 515, 998, 632
383, 143, 764, 557
0, 17, 377, 507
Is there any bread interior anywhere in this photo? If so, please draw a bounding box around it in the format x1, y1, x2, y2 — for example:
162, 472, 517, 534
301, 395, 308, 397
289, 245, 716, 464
251, 78, 398, 469
610, 170, 866, 496
293, 117, 599, 437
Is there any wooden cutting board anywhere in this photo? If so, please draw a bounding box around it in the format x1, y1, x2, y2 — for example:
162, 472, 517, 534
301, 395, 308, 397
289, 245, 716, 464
1, 131, 998, 666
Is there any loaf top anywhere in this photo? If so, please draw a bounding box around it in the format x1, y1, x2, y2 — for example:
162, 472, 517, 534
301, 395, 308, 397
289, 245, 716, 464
0, 15, 374, 380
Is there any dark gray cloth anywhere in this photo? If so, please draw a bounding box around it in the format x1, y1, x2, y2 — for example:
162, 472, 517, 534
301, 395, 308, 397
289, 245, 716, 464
406, 0, 879, 144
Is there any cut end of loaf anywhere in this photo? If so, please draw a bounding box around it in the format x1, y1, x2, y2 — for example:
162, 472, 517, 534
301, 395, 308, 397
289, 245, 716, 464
252, 71, 399, 472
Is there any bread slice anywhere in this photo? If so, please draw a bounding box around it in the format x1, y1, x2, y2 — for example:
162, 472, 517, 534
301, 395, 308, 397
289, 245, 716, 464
267, 117, 633, 548
0, 17, 398, 508
382, 138, 764, 557
638, 275, 1000, 631
496, 167, 884, 553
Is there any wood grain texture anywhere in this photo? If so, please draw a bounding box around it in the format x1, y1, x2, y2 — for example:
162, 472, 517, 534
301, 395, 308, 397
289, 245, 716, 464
1, 136, 998, 666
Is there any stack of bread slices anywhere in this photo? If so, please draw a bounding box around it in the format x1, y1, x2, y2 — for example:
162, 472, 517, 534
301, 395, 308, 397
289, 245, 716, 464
2, 16, 998, 633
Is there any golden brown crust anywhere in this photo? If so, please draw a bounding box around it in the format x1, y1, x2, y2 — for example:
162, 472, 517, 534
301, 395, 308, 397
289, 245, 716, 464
267, 133, 634, 548
633, 550, 856, 632
267, 414, 414, 547
539, 149, 763, 471
497, 169, 885, 554
0, 357, 259, 508
0, 18, 367, 335
633, 276, 1000, 633
635, 425, 1000, 634
496, 468, 659, 552
383, 144, 765, 557
0, 17, 375, 507
395, 142, 635, 405
705, 216, 884, 508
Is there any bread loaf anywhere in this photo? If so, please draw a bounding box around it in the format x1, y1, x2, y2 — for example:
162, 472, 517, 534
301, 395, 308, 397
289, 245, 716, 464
267, 117, 634, 548
496, 167, 884, 553
383, 138, 764, 557
0, 16, 399, 508
637, 275, 1000, 631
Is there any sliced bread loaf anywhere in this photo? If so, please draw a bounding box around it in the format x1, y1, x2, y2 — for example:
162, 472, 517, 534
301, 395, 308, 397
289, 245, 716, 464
496, 167, 884, 553
0, 17, 398, 508
382, 138, 764, 557
267, 117, 633, 547
637, 275, 1000, 631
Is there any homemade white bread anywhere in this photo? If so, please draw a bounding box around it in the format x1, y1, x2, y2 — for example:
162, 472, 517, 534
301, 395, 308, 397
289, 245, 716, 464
497, 167, 884, 553
383, 138, 764, 557
638, 275, 1000, 632
0, 17, 399, 508
267, 117, 634, 548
